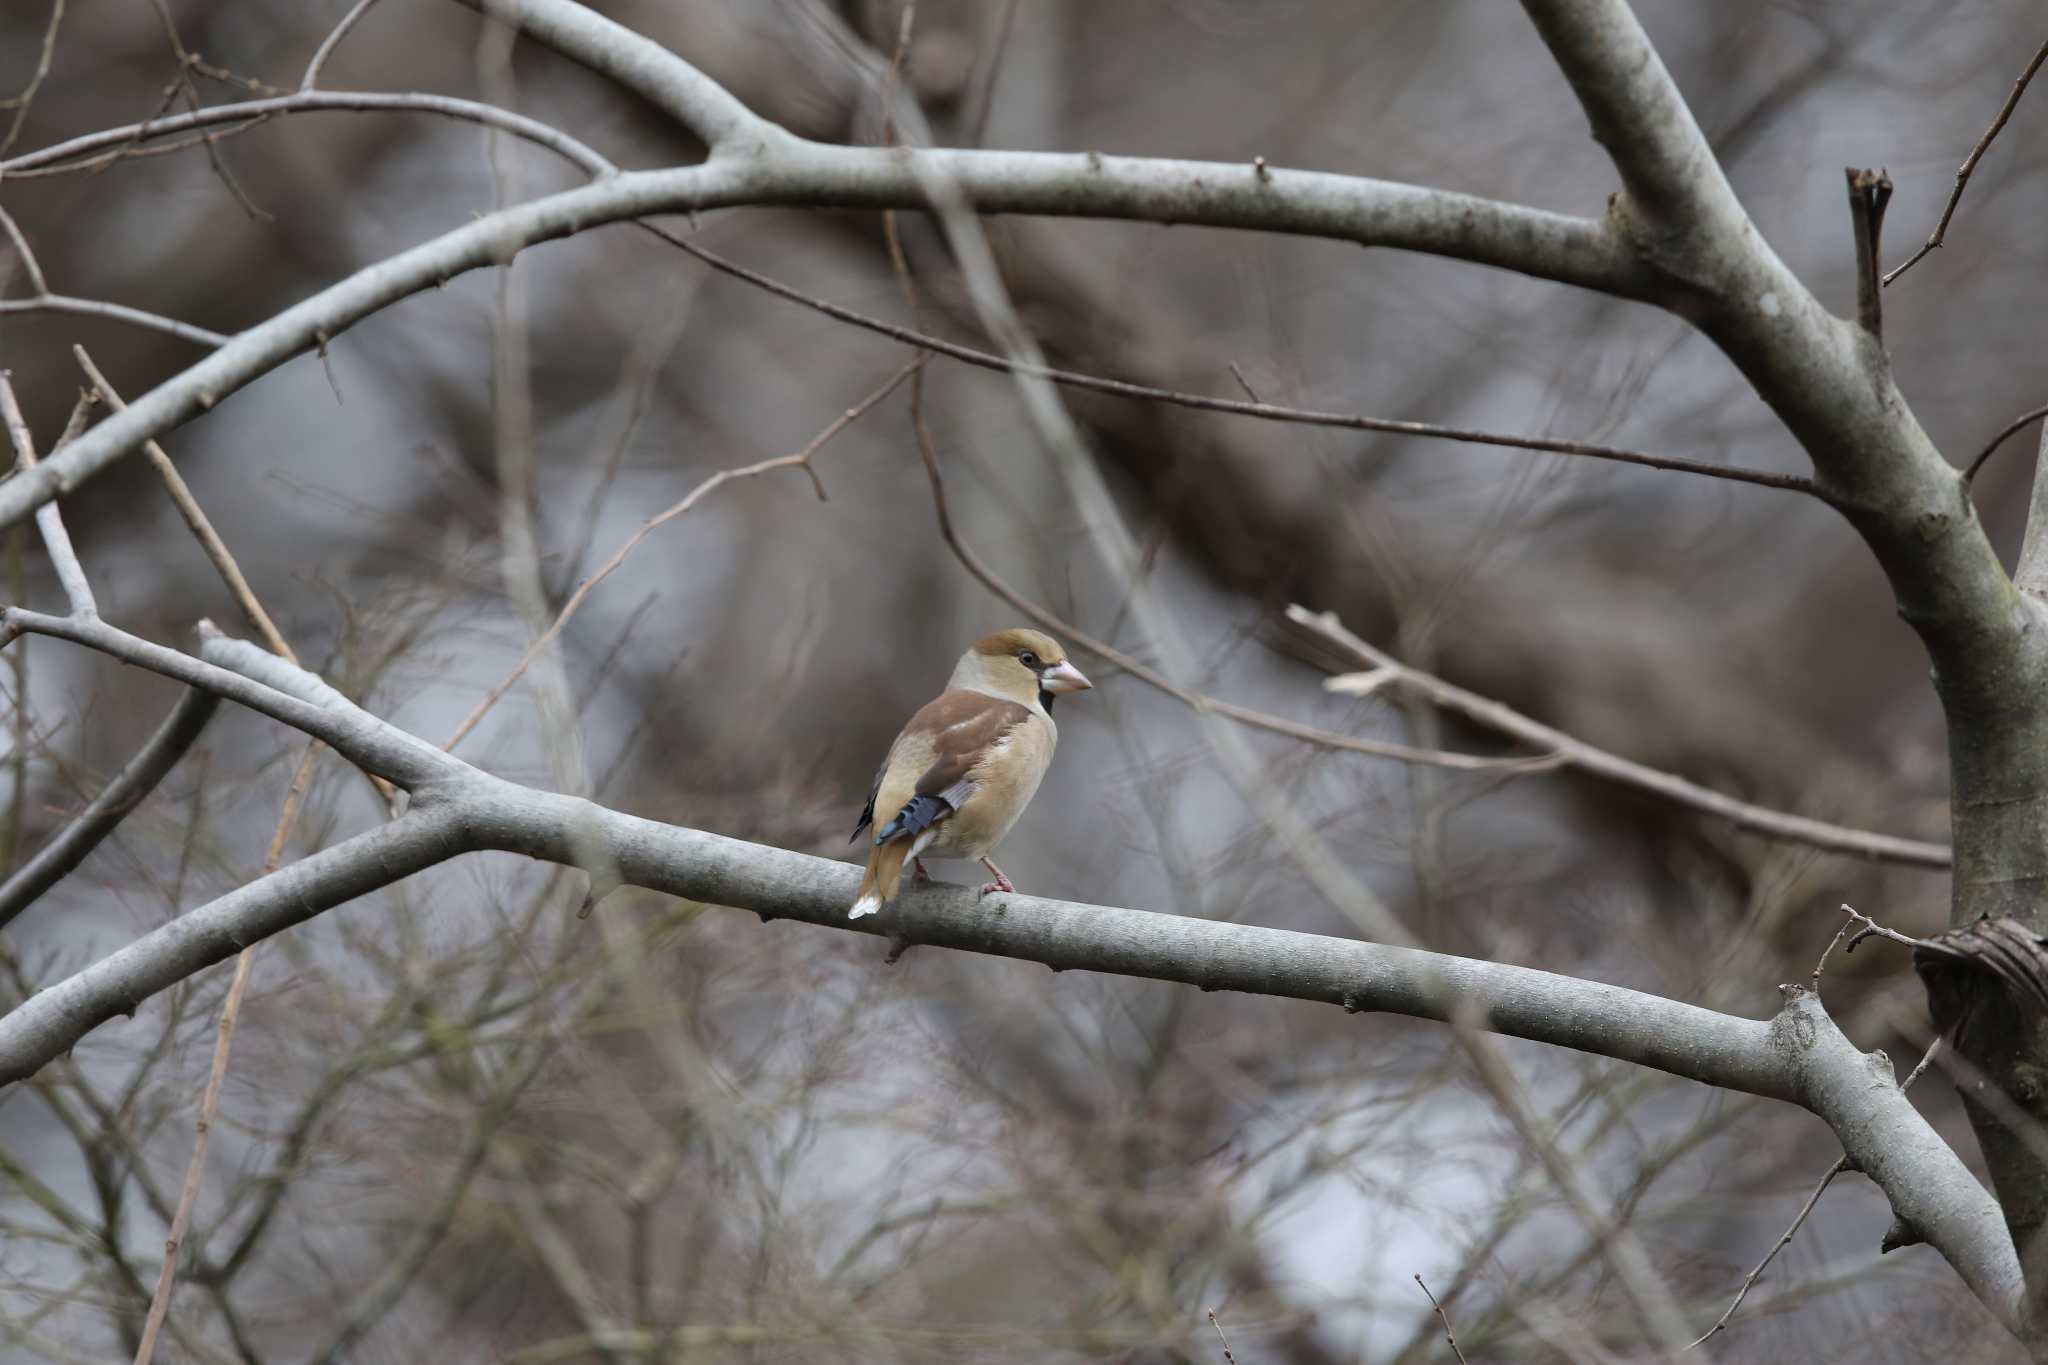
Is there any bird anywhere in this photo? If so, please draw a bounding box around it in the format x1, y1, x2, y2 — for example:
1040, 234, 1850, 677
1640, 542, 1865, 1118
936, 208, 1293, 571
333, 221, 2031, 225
848, 628, 1091, 918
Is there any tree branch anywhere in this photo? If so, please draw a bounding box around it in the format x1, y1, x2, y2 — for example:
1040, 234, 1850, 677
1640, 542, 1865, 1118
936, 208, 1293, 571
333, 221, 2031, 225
0, 625, 2022, 1336
0, 609, 455, 788
0, 90, 609, 179
1290, 604, 1951, 867
0, 0, 1675, 534
0, 687, 218, 931
2015, 422, 2048, 601
1884, 36, 2048, 287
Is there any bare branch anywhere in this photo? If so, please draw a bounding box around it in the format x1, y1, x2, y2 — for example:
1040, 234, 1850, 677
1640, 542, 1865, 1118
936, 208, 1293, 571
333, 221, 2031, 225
0, 374, 96, 617
0, 0, 65, 156
0, 2, 1670, 534
1, 89, 609, 179
443, 357, 921, 753
131, 743, 318, 1365
75, 349, 292, 660
0, 609, 457, 788
0, 203, 50, 295
1519, 0, 1746, 236
0, 296, 229, 349
0, 621, 2018, 1331
450, 0, 774, 153
1413, 1275, 1471, 1365
657, 234, 1823, 497
1966, 402, 2048, 486
0, 205, 228, 346
1291, 605, 1951, 867
300, 0, 384, 90
1885, 37, 2048, 287
1689, 1037, 1946, 1349
0, 687, 218, 931
911, 403, 1544, 774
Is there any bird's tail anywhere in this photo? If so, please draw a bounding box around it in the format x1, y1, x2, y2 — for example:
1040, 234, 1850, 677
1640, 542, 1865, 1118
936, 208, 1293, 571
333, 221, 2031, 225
849, 837, 913, 919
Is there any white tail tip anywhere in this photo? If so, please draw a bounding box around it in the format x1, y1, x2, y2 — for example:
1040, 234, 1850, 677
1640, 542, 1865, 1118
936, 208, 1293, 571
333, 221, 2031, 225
848, 893, 882, 919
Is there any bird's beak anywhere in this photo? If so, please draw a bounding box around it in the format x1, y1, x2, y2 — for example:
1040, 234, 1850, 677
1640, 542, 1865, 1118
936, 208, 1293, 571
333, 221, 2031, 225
1041, 660, 1092, 695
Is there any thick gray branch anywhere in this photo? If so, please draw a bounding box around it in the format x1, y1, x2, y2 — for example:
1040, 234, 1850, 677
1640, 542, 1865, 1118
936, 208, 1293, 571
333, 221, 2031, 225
0, 3, 1653, 534
0, 626, 2020, 1331
0, 804, 469, 1086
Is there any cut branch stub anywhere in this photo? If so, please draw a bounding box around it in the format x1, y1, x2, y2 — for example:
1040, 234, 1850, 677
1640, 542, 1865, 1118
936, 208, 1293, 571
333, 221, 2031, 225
1916, 915, 2048, 1036
1916, 914, 2048, 1307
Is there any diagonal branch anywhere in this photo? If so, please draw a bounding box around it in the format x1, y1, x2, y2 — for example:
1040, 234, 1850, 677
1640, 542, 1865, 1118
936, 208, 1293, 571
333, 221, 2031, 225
1290, 604, 1951, 867
1885, 37, 2048, 287
0, 609, 456, 788
0, 687, 218, 931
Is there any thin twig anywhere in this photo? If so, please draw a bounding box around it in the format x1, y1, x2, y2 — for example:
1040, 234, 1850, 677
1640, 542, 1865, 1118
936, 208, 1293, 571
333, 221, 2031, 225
441, 358, 924, 753
0, 204, 50, 295
1206, 1308, 1240, 1365
1962, 402, 2048, 485
1885, 37, 2048, 286
1290, 605, 1951, 867
0, 0, 65, 156
74, 348, 292, 660
1412, 1275, 1471, 1365
0, 201, 226, 347
655, 232, 1827, 498
910, 394, 1551, 772
3, 90, 596, 180
0, 375, 96, 617
1838, 901, 1924, 956
1688, 1035, 1946, 1349
0, 296, 229, 349
962, 0, 1024, 148
0, 688, 218, 930
131, 743, 319, 1365
301, 0, 385, 90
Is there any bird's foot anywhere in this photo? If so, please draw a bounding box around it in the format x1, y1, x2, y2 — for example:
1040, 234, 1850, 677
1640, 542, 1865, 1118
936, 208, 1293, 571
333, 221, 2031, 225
912, 858, 931, 884
977, 858, 1015, 898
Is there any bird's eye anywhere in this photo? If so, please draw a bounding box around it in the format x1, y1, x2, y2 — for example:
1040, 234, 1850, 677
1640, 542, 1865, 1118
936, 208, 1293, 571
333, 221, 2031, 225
1018, 651, 1040, 669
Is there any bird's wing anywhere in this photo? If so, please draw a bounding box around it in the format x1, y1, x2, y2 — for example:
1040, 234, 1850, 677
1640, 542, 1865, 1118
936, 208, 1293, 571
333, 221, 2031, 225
849, 756, 888, 843
868, 690, 1033, 844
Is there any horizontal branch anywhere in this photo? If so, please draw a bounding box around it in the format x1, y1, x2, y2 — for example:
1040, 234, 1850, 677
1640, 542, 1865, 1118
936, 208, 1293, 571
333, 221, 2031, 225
0, 621, 2021, 1332
0, 161, 747, 531
0, 90, 609, 179
0, 295, 230, 348
0, 0, 1680, 533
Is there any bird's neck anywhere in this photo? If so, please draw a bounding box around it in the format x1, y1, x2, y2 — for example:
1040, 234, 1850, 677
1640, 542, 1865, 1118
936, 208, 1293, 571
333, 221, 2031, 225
948, 653, 1049, 719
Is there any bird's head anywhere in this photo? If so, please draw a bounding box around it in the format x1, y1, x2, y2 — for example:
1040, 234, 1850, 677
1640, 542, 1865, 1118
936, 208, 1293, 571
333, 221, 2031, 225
954, 627, 1092, 711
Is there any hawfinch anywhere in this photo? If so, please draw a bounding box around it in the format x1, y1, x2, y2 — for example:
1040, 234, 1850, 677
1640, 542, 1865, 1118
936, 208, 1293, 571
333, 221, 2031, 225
849, 628, 1091, 918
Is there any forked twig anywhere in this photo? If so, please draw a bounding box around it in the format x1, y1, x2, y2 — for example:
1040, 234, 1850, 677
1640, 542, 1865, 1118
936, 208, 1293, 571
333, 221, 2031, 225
1885, 37, 2048, 286
1687, 1035, 1946, 1350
